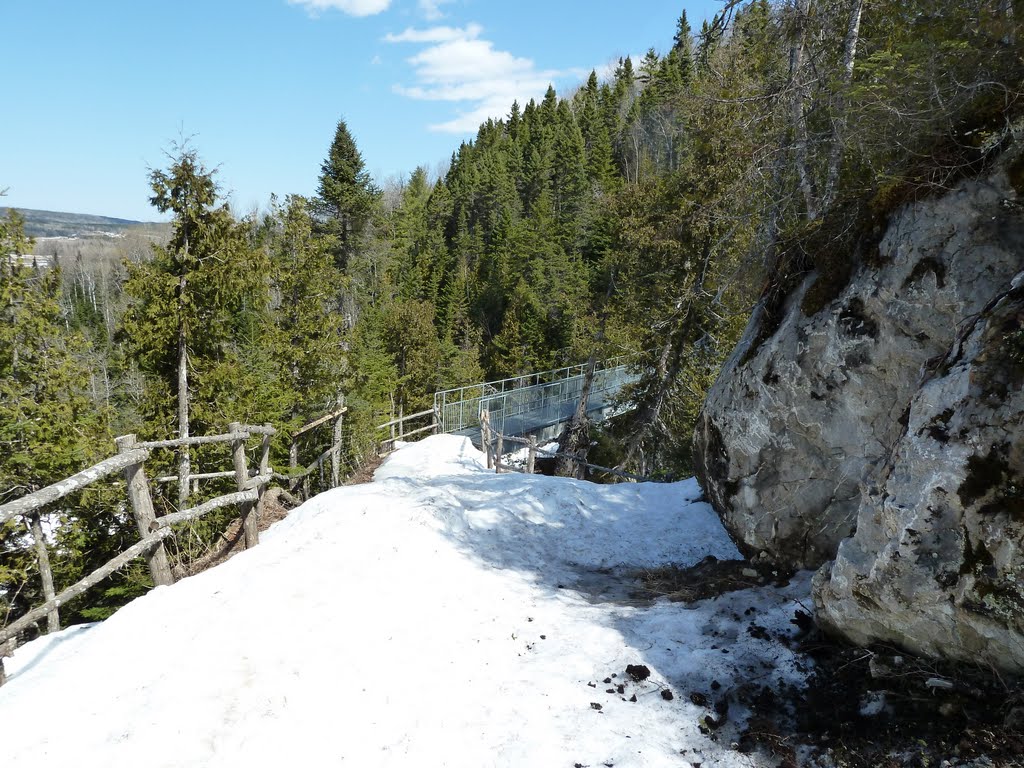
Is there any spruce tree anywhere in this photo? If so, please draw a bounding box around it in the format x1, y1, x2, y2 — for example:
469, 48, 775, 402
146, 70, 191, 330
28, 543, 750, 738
314, 118, 381, 270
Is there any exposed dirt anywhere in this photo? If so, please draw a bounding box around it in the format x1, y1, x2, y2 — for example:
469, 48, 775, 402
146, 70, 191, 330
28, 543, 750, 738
638, 557, 1024, 767
763, 639, 1024, 767
635, 555, 796, 602
346, 452, 386, 486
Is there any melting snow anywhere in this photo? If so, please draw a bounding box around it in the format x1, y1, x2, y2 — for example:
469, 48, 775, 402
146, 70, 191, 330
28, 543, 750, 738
0, 435, 811, 767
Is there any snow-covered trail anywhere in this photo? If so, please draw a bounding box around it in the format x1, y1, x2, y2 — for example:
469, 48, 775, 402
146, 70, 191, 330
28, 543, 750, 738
1, 436, 810, 767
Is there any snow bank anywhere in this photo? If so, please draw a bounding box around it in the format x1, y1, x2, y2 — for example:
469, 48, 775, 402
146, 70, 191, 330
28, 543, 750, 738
0, 435, 810, 767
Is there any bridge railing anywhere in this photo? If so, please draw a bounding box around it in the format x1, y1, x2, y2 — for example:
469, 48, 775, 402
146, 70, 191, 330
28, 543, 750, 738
433, 354, 641, 436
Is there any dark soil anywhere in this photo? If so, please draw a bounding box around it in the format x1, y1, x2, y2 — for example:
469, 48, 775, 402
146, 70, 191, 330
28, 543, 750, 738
635, 555, 795, 602
754, 639, 1024, 767
175, 488, 297, 578
637, 557, 1024, 767
177, 453, 385, 579
345, 452, 386, 486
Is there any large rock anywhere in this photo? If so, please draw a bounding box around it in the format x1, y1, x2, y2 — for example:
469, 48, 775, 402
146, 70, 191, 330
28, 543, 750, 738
814, 278, 1024, 672
693, 158, 1024, 568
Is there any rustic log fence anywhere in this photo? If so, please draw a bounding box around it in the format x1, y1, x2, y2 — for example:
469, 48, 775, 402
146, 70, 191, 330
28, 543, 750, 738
0, 389, 645, 686
273, 405, 348, 498
481, 411, 653, 483
0, 423, 277, 686
376, 404, 440, 455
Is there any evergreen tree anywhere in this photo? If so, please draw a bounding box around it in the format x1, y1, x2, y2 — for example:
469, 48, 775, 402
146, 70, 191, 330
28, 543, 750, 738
314, 118, 381, 270
262, 195, 348, 425
0, 207, 114, 628
120, 147, 268, 507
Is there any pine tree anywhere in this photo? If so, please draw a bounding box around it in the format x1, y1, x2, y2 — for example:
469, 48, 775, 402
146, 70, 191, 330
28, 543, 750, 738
263, 195, 348, 425
577, 71, 617, 190
314, 118, 381, 269
550, 101, 588, 244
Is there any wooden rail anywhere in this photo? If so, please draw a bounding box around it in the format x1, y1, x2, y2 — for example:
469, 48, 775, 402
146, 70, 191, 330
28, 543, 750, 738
377, 405, 440, 454
0, 449, 149, 525
293, 407, 347, 438
0, 422, 278, 686
288, 403, 346, 496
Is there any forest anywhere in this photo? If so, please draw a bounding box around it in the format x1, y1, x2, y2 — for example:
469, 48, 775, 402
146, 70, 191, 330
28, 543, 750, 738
2, 0, 1021, 631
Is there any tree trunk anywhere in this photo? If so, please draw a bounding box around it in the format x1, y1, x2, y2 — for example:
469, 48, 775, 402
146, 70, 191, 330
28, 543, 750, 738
176, 271, 191, 510
822, 0, 864, 211
617, 336, 683, 472
555, 353, 596, 478
616, 231, 715, 472
789, 0, 818, 220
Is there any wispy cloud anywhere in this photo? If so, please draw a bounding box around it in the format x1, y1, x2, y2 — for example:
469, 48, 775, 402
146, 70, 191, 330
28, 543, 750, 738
418, 0, 456, 21
385, 23, 572, 133
384, 23, 482, 43
287, 0, 391, 17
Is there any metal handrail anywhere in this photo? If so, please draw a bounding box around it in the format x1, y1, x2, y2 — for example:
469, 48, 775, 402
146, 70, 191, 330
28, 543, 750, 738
433, 354, 643, 436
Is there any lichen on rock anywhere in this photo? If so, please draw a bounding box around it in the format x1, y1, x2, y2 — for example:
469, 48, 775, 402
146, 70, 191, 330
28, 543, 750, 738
814, 280, 1024, 672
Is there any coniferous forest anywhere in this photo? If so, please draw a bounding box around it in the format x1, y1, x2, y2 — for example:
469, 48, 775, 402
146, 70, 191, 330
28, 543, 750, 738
2, 0, 1021, 627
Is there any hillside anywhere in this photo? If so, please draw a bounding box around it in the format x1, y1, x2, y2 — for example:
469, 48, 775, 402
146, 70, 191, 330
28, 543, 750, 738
0, 206, 165, 239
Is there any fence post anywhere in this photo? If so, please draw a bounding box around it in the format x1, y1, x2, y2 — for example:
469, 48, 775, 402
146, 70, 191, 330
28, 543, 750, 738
289, 438, 300, 496
115, 435, 174, 587
28, 513, 59, 633
480, 410, 493, 469
0, 639, 13, 686
229, 422, 259, 549
256, 423, 272, 516
331, 398, 344, 488
527, 436, 537, 475
259, 426, 272, 478
433, 403, 441, 434
390, 394, 396, 441
495, 432, 504, 474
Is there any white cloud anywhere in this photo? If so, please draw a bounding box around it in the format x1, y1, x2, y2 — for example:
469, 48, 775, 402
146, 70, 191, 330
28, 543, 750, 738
418, 0, 455, 21
287, 0, 391, 17
383, 23, 481, 43
385, 23, 571, 134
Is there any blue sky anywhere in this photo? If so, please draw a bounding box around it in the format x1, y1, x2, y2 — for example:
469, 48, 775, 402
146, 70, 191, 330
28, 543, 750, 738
3, 0, 723, 221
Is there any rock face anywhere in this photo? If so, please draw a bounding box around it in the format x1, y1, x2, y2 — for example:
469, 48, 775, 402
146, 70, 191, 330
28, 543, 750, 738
693, 159, 1024, 569
814, 279, 1024, 672
692, 135, 1024, 670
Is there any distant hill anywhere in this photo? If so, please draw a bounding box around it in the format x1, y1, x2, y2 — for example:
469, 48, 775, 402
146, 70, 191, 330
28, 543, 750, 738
0, 207, 166, 239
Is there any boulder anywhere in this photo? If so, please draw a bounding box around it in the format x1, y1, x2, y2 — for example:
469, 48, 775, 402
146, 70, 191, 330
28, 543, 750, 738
813, 278, 1024, 672
693, 156, 1024, 568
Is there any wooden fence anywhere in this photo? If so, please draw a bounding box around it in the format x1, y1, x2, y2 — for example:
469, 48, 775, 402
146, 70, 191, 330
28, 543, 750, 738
0, 423, 275, 686
376, 405, 440, 455
479, 410, 653, 483
277, 405, 348, 496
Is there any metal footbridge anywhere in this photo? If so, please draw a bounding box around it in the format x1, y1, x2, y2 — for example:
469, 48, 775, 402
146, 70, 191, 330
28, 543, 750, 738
433, 355, 641, 445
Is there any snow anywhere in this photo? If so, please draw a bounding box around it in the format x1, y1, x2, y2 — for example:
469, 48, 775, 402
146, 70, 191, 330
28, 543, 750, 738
0, 435, 812, 767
